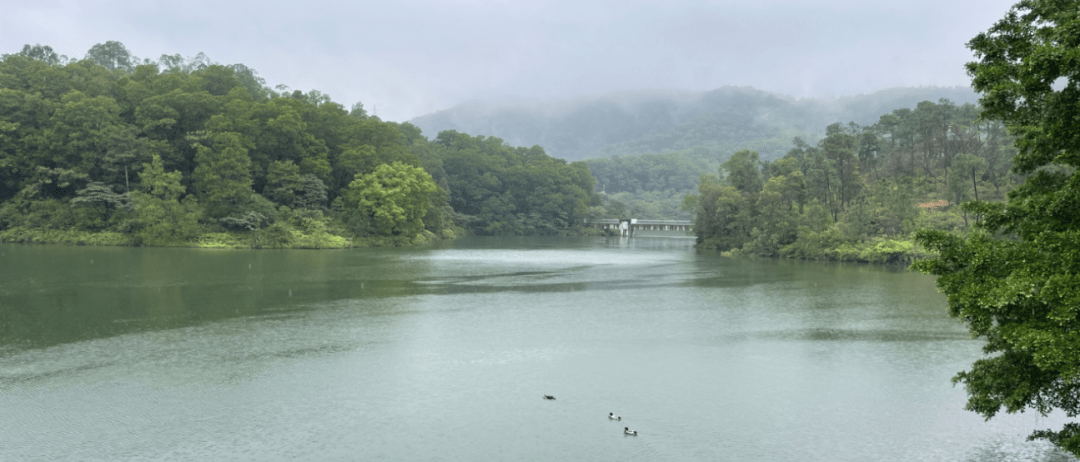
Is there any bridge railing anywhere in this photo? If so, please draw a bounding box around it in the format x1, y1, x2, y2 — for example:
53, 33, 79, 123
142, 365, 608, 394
586, 218, 694, 237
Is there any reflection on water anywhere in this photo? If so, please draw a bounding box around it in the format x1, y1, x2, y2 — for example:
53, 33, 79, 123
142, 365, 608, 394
0, 237, 1075, 461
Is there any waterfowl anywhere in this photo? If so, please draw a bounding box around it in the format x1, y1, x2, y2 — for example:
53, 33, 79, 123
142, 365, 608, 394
609, 413, 621, 421
543, 395, 555, 400
624, 427, 637, 435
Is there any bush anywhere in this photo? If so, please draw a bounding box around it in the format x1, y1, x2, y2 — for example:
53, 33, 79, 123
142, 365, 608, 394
0, 227, 135, 246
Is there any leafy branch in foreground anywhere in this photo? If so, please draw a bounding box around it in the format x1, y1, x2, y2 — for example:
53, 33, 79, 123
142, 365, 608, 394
913, 0, 1080, 455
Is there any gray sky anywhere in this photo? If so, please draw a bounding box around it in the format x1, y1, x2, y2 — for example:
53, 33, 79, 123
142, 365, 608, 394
2, 0, 1018, 122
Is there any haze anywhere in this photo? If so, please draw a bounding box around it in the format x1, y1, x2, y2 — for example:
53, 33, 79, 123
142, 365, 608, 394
1, 0, 1017, 122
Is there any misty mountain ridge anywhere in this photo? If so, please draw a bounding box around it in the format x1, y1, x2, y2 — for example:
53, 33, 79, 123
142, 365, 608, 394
409, 86, 980, 161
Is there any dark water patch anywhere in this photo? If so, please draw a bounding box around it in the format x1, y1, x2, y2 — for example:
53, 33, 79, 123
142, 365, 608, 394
0, 361, 115, 387
756, 328, 973, 343
227, 343, 358, 363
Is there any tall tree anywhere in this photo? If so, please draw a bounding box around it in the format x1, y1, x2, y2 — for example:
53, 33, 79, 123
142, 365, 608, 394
914, 0, 1080, 456
722, 149, 764, 195
821, 123, 860, 218
85, 41, 135, 72
102, 125, 154, 192
191, 132, 253, 218
130, 155, 201, 244
17, 44, 67, 65
263, 160, 303, 206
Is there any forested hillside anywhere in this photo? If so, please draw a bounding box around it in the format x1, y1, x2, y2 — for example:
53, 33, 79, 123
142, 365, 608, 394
413, 86, 982, 222
688, 99, 1021, 263
585, 147, 712, 220
403, 128, 596, 235
0, 42, 598, 248
410, 86, 981, 161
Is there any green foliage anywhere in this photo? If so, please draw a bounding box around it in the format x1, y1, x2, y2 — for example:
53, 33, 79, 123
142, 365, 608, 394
687, 92, 1022, 265
694, 175, 756, 251
131, 155, 202, 245
0, 41, 617, 246
0, 194, 76, 231
263, 160, 303, 206
596, 189, 690, 220
295, 174, 328, 210
85, 41, 135, 72
0, 44, 440, 247
138, 155, 184, 200
15, 44, 69, 66
342, 162, 438, 237
427, 131, 596, 235
723, 150, 764, 195
588, 148, 713, 194
192, 132, 253, 218
912, 1, 1080, 455
70, 181, 131, 230
0, 227, 134, 246
779, 228, 927, 264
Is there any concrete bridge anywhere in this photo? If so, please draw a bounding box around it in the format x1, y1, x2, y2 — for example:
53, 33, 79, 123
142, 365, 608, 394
590, 218, 694, 237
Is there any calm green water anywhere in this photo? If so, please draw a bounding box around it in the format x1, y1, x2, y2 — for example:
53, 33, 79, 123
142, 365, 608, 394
0, 237, 1075, 461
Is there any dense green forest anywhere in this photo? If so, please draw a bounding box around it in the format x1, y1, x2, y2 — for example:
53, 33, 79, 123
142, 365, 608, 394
687, 98, 1022, 263
0, 42, 597, 248
0, 41, 1025, 257
585, 147, 713, 220
476, 86, 981, 222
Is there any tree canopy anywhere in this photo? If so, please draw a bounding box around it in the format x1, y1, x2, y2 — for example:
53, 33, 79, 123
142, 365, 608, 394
0, 41, 600, 247
913, 0, 1080, 455
685, 98, 1018, 263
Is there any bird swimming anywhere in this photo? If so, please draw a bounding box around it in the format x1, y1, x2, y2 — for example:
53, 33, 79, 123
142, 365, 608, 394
543, 395, 555, 400
609, 413, 621, 421
624, 427, 637, 435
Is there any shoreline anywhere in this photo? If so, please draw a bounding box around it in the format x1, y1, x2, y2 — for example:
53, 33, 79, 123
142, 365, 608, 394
0, 226, 613, 249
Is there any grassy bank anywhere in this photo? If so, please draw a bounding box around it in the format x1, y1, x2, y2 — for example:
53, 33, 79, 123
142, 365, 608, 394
0, 226, 464, 249
709, 233, 931, 265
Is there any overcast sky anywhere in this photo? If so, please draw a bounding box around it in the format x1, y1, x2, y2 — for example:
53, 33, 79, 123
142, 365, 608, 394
2, 0, 1018, 122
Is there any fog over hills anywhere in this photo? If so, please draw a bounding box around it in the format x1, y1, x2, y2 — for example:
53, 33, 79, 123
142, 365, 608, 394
410, 86, 980, 161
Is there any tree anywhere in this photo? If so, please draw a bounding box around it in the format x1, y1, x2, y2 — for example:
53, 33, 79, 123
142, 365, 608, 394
102, 125, 154, 192
130, 155, 201, 245
85, 41, 135, 72
349, 102, 368, 119
47, 90, 123, 175
342, 162, 438, 237
16, 44, 67, 65
71, 181, 130, 228
914, 0, 1080, 455
294, 174, 328, 210
821, 123, 861, 216
191, 132, 253, 218
948, 153, 988, 226
334, 143, 377, 191
722, 150, 763, 195
263, 160, 303, 206
693, 174, 755, 251
748, 175, 799, 256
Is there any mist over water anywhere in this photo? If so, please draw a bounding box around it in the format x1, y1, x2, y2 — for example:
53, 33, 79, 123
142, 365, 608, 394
0, 238, 1074, 461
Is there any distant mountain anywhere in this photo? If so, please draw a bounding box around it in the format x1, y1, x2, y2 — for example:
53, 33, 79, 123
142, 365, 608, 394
409, 86, 980, 161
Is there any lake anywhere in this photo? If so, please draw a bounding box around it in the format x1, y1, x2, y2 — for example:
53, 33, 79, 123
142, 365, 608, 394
0, 236, 1075, 461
